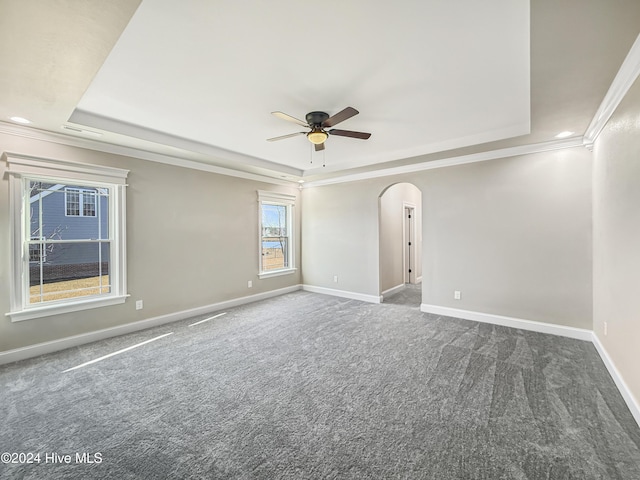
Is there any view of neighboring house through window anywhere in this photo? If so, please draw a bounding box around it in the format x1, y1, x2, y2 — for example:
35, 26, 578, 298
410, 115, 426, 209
65, 187, 97, 217
258, 191, 296, 276
29, 181, 110, 304
5, 153, 129, 321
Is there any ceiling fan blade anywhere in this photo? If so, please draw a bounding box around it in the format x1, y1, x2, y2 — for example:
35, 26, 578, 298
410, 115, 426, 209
267, 132, 306, 142
322, 107, 359, 127
315, 142, 325, 152
328, 129, 371, 140
271, 111, 309, 127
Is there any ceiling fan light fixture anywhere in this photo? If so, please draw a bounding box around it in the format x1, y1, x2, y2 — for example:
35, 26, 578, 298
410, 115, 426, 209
307, 129, 328, 145
270, 107, 370, 149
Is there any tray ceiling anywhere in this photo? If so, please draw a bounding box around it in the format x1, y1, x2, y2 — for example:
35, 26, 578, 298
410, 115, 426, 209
69, 0, 530, 176
2, 0, 640, 184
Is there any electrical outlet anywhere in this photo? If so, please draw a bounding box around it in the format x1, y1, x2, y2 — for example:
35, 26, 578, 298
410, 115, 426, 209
604, 322, 608, 336
333, 275, 338, 283
454, 291, 461, 300
248, 280, 252, 288
135, 300, 143, 310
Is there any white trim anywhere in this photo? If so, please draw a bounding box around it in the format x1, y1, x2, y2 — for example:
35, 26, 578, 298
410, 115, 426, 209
302, 121, 531, 177
258, 268, 297, 279
3, 152, 128, 184
257, 190, 296, 204
4, 153, 128, 320
2, 286, 639, 428
0, 285, 301, 366
591, 333, 640, 428
0, 120, 587, 190
258, 192, 296, 275
0, 122, 299, 186
68, 109, 303, 176
302, 284, 382, 304
0, 34, 636, 188
8, 173, 22, 317
303, 137, 585, 188
416, 276, 423, 283
381, 283, 406, 298
7, 295, 128, 322
583, 33, 640, 147
419, 303, 593, 341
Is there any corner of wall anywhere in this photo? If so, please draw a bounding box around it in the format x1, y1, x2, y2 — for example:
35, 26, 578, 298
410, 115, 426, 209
591, 332, 640, 427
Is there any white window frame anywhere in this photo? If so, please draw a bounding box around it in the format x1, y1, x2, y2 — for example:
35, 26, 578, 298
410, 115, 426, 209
4, 152, 129, 321
258, 190, 296, 279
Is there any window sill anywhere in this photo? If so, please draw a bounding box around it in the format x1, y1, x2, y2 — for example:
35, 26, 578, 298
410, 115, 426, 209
258, 268, 297, 279
7, 294, 129, 322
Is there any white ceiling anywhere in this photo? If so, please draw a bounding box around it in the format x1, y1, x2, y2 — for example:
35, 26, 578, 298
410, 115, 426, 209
1, 0, 639, 184
70, 0, 530, 177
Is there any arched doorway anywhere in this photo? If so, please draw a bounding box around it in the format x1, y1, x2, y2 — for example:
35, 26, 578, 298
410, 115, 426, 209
378, 183, 423, 305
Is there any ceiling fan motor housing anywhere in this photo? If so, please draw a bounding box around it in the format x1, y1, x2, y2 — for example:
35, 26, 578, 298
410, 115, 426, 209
306, 111, 330, 127
268, 107, 370, 147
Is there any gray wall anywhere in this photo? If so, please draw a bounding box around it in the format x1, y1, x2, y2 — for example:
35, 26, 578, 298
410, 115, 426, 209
379, 182, 422, 293
593, 76, 640, 406
302, 147, 593, 329
0, 127, 596, 357
0, 133, 301, 352
302, 181, 381, 297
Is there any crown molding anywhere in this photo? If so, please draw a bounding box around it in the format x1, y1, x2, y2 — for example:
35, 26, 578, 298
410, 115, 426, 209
69, 109, 303, 177
0, 122, 587, 191
3, 151, 129, 184
300, 120, 532, 177
303, 136, 585, 188
4, 26, 637, 190
583, 33, 640, 147
0, 122, 297, 187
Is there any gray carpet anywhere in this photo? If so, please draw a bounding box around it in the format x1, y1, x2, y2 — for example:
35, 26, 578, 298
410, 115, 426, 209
383, 283, 422, 307
1, 290, 639, 479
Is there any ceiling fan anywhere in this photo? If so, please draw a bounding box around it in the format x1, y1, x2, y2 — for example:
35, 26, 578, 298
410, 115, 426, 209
267, 106, 371, 151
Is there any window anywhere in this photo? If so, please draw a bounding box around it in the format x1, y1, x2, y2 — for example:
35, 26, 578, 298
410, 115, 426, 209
262, 204, 289, 270
65, 187, 97, 217
258, 191, 296, 278
5, 153, 129, 321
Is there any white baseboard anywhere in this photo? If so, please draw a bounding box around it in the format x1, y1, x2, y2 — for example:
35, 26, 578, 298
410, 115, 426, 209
416, 276, 423, 283
302, 284, 382, 304
3, 287, 638, 429
0, 285, 302, 366
381, 283, 405, 298
420, 303, 593, 341
592, 333, 640, 428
